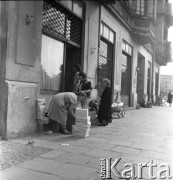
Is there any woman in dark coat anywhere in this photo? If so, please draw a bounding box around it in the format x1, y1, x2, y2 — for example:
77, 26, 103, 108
98, 78, 112, 126
167, 90, 173, 107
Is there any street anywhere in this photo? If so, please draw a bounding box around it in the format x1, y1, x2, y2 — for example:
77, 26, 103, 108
0, 106, 173, 180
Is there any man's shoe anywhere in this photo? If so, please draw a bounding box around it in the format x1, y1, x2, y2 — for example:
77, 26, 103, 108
61, 129, 71, 134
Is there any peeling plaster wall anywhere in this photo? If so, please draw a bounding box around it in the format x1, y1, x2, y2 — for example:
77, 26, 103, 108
6, 81, 38, 137
3, 1, 43, 137
6, 1, 42, 82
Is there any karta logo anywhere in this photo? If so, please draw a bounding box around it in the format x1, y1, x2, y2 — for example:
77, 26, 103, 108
100, 158, 172, 179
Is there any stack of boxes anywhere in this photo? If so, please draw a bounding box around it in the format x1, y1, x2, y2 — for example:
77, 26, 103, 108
72, 108, 91, 137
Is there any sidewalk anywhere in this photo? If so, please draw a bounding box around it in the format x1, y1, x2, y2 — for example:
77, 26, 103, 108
0, 106, 173, 180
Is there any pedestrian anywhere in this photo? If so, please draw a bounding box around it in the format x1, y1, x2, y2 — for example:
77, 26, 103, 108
98, 78, 112, 126
167, 90, 173, 107
77, 72, 92, 108
71, 64, 81, 93
47, 92, 87, 134
78, 72, 92, 97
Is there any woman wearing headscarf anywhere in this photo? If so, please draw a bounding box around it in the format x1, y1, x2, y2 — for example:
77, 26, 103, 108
47, 92, 86, 134
98, 78, 112, 126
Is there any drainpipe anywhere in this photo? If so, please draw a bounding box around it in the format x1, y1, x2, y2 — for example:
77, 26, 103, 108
152, 42, 155, 104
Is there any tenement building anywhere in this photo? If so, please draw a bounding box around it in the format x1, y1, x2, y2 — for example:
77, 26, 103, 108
0, 0, 173, 138
160, 75, 173, 96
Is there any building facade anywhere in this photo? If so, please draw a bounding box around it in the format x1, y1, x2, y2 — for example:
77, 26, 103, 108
0, 0, 172, 138
155, 0, 173, 99
160, 75, 173, 97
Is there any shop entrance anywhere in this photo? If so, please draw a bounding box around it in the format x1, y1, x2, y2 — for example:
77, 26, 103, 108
121, 53, 131, 107
42, 0, 83, 93
137, 53, 145, 106
97, 38, 113, 97
147, 62, 152, 101
64, 44, 81, 92
155, 72, 159, 98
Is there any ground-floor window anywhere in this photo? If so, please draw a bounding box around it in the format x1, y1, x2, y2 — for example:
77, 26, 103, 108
41, 0, 83, 93
41, 35, 64, 92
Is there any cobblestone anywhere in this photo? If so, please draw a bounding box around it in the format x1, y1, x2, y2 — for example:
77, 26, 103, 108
0, 140, 51, 170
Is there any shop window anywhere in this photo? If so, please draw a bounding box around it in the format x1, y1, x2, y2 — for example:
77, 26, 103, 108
100, 23, 103, 35
122, 40, 132, 56
59, 0, 83, 18
100, 22, 114, 44
103, 26, 109, 39
43, 0, 82, 45
109, 30, 114, 43
41, 35, 64, 91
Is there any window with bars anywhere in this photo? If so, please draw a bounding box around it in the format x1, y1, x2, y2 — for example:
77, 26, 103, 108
42, 0, 82, 46
98, 39, 113, 96
136, 0, 145, 15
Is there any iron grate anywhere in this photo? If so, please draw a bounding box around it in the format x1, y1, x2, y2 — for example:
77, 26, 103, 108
42, 0, 82, 45
97, 39, 113, 97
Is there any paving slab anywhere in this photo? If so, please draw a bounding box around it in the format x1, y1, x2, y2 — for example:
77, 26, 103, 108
49, 164, 96, 179
40, 149, 66, 159
17, 157, 65, 174
0, 167, 61, 180
57, 152, 93, 166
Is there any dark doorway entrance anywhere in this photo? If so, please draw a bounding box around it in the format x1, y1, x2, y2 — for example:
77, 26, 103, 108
155, 72, 159, 98
147, 62, 151, 101
137, 53, 145, 106
121, 53, 131, 107
64, 44, 81, 92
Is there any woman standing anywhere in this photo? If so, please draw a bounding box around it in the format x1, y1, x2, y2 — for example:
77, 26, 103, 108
47, 92, 86, 134
98, 78, 112, 126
